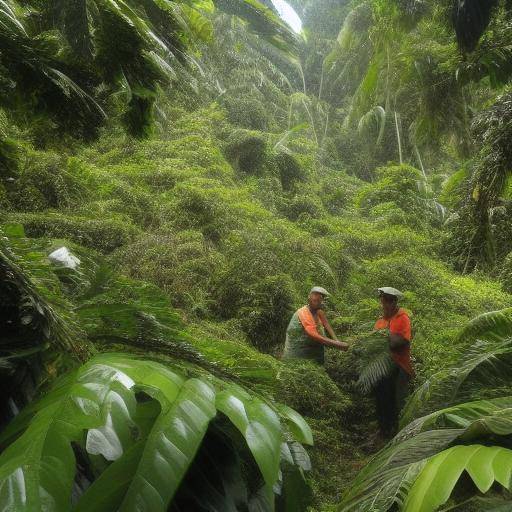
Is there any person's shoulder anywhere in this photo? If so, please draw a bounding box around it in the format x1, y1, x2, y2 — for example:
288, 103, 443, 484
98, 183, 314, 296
397, 308, 411, 319
296, 305, 310, 319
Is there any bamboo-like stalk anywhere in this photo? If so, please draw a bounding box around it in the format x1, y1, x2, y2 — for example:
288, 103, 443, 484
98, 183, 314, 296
394, 111, 403, 164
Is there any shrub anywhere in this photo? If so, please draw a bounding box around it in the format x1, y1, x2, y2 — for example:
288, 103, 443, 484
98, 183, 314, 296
113, 231, 224, 311
9, 212, 138, 253
239, 274, 297, 352
319, 172, 360, 215
222, 96, 272, 130
275, 152, 307, 191
501, 252, 512, 293
355, 164, 427, 223
283, 194, 324, 221
275, 360, 353, 421
10, 152, 87, 211
223, 129, 267, 175
168, 183, 237, 242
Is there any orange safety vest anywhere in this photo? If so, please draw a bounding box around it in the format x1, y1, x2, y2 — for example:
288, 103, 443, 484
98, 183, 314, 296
374, 308, 414, 376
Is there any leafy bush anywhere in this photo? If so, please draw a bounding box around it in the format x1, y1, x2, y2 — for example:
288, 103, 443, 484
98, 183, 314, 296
8, 212, 138, 253
282, 194, 324, 221
9, 152, 88, 211
355, 164, 429, 226
223, 129, 267, 175
275, 152, 307, 191
112, 231, 224, 312
240, 274, 297, 352
222, 96, 272, 130
275, 360, 353, 422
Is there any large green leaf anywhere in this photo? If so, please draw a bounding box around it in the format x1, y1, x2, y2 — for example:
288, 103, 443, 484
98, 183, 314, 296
401, 309, 512, 425
0, 361, 139, 510
275, 404, 313, 446
74, 442, 146, 512
216, 386, 283, 488
403, 445, 512, 512
340, 395, 512, 512
0, 354, 312, 511
118, 377, 216, 511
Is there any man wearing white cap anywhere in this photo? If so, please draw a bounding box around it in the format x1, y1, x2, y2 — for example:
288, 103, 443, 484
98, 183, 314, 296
283, 286, 348, 365
374, 287, 413, 437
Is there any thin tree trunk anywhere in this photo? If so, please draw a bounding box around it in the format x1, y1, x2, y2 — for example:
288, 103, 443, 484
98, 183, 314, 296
394, 111, 403, 164
302, 98, 318, 145
299, 61, 307, 95
414, 145, 427, 179
318, 65, 324, 102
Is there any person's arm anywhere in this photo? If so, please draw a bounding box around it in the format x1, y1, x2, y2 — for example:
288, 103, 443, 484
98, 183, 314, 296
318, 309, 339, 340
389, 333, 409, 350
388, 314, 411, 350
298, 309, 348, 351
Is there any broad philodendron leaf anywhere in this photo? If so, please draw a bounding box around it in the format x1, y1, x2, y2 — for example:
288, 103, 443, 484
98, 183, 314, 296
118, 378, 217, 511
0, 362, 140, 511
216, 386, 283, 488
275, 404, 313, 446
0, 354, 312, 511
403, 445, 512, 512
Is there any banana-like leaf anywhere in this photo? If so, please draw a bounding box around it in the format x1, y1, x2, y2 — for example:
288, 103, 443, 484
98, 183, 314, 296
403, 445, 512, 511
216, 386, 282, 488
0, 354, 312, 511
341, 395, 512, 511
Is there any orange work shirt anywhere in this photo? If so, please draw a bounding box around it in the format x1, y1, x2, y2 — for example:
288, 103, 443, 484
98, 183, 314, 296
374, 308, 413, 376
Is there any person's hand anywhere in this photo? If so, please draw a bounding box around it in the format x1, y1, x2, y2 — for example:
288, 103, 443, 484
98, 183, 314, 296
336, 341, 349, 351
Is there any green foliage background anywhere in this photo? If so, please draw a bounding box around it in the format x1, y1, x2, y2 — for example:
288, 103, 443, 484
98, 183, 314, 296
3, 0, 512, 510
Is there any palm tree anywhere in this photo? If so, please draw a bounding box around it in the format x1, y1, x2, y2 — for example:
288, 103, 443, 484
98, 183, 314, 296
0, 0, 301, 138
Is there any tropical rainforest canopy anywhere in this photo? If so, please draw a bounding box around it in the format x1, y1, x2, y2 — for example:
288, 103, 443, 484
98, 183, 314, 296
2, 0, 512, 510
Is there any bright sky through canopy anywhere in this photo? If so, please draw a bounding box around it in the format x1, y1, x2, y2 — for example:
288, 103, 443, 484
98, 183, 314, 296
271, 0, 303, 33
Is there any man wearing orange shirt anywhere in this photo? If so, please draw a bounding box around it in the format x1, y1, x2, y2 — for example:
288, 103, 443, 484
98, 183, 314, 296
283, 287, 349, 365
374, 287, 413, 438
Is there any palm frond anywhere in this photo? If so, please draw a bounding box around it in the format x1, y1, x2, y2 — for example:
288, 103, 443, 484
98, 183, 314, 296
404, 445, 512, 511
457, 308, 512, 343
358, 106, 387, 144
401, 337, 512, 426
340, 394, 512, 511
402, 308, 512, 426
349, 331, 396, 395
212, 0, 302, 56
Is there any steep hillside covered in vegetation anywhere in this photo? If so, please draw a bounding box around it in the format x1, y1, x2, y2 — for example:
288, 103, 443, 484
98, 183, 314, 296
2, 0, 512, 511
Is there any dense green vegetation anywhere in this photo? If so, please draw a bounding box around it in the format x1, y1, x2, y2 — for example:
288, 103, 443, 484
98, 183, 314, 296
2, 0, 512, 510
